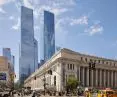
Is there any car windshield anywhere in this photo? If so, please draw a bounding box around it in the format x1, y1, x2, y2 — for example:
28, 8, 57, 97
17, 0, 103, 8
106, 91, 113, 94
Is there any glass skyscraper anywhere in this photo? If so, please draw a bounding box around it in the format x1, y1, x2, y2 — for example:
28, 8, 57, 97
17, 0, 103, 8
19, 6, 38, 83
11, 55, 15, 72
3, 48, 14, 72
3, 48, 11, 61
43, 11, 55, 61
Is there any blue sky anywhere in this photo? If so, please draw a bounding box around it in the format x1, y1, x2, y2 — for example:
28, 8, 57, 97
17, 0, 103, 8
0, 0, 117, 81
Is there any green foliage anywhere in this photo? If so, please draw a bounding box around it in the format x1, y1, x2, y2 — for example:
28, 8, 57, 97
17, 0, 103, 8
66, 77, 79, 91
0, 81, 8, 89
14, 82, 23, 90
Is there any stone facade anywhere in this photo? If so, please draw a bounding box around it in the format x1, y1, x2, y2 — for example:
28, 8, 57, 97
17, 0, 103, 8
24, 48, 117, 91
0, 56, 13, 86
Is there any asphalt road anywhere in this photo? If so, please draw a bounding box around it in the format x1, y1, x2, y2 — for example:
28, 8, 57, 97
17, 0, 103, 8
14, 95, 86, 97
14, 93, 97, 97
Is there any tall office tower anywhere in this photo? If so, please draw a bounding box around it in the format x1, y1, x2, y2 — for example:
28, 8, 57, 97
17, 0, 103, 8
3, 48, 11, 62
11, 55, 15, 72
3, 48, 15, 74
34, 39, 38, 71
43, 11, 55, 61
19, 6, 38, 83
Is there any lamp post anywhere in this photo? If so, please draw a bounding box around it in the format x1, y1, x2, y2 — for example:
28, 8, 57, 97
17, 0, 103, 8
88, 60, 96, 88
43, 73, 46, 95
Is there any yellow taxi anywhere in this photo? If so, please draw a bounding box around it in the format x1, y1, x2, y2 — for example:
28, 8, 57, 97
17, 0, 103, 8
97, 88, 114, 97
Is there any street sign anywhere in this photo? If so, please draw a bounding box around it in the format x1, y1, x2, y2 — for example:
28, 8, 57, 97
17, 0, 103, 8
0, 73, 6, 80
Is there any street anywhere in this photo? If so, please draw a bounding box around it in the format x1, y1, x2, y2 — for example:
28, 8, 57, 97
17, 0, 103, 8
14, 94, 97, 97
14, 94, 86, 97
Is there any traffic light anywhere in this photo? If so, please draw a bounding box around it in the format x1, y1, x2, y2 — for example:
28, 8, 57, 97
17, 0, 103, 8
89, 62, 92, 70
92, 63, 96, 70
34, 76, 36, 80
89, 62, 96, 70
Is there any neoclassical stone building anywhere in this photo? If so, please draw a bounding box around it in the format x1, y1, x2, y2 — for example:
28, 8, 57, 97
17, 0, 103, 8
24, 48, 117, 91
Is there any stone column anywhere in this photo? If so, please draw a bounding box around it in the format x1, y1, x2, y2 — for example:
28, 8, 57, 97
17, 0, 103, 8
79, 66, 81, 82
87, 68, 89, 87
111, 71, 113, 88
96, 69, 98, 87
91, 70, 93, 87
104, 70, 106, 87
100, 69, 102, 87
82, 67, 85, 86
59, 63, 63, 91
108, 71, 110, 87
115, 72, 117, 87
77, 66, 79, 81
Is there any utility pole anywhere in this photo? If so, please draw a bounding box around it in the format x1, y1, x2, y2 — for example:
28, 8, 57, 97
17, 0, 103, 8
88, 60, 96, 88
43, 73, 46, 95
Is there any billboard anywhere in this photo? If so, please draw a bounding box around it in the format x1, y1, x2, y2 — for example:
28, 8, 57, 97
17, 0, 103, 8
0, 73, 6, 80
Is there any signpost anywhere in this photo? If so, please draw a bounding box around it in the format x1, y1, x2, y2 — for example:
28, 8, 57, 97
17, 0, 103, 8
0, 73, 6, 80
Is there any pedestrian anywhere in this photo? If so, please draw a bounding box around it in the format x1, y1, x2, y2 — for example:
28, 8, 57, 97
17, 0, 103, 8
32, 91, 36, 97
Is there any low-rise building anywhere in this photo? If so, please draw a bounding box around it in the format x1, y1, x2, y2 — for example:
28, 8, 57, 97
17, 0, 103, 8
0, 56, 13, 87
24, 48, 117, 91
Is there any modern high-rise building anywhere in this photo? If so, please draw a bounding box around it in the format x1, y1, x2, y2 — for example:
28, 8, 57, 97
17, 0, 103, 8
3, 48, 11, 62
34, 39, 38, 71
43, 11, 55, 61
3, 48, 14, 72
19, 6, 38, 83
11, 55, 15, 72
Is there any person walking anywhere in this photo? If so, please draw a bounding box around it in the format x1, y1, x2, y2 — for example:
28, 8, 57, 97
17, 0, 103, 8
32, 91, 36, 97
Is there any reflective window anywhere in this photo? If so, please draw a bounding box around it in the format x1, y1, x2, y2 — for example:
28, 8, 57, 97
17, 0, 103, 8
44, 11, 55, 61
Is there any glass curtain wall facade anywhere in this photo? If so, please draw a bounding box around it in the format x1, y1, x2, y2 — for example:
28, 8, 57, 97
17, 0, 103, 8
11, 55, 15, 72
3, 48, 11, 61
34, 39, 38, 70
19, 6, 38, 83
44, 11, 55, 61
3, 48, 14, 72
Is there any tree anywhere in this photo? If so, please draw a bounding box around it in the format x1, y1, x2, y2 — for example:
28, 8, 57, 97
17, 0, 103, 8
0, 81, 8, 90
66, 77, 79, 93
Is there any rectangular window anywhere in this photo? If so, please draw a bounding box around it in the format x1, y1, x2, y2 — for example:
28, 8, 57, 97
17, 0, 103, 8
70, 64, 72, 70
85, 58, 87, 62
73, 64, 74, 70
98, 60, 100, 64
68, 64, 69, 70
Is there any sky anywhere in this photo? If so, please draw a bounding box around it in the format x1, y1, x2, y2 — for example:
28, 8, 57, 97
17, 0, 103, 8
0, 0, 117, 82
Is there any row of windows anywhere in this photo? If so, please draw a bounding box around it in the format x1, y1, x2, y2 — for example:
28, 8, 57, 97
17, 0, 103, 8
81, 57, 116, 66
68, 64, 74, 70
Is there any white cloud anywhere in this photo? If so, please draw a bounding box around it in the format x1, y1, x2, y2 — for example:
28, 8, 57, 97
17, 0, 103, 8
22, 0, 76, 18
0, 0, 7, 5
0, 0, 15, 6
0, 0, 15, 13
85, 24, 104, 36
51, 8, 68, 16
0, 7, 6, 13
11, 17, 20, 30
9, 16, 15, 20
55, 18, 69, 45
23, 0, 33, 9
70, 16, 88, 26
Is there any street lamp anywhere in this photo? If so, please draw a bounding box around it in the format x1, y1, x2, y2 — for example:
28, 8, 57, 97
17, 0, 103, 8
89, 60, 96, 70
43, 69, 52, 95
88, 60, 96, 88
